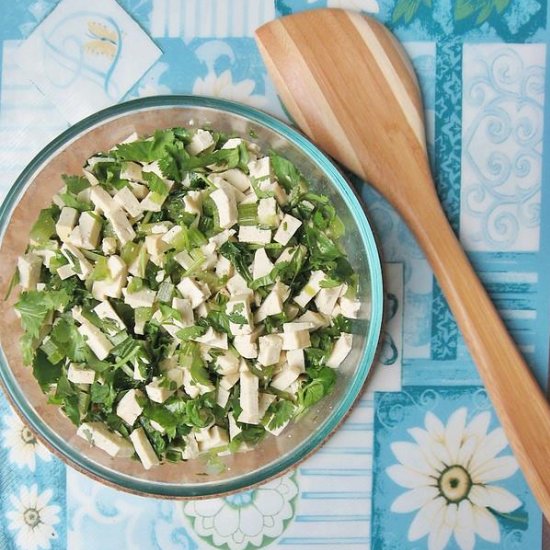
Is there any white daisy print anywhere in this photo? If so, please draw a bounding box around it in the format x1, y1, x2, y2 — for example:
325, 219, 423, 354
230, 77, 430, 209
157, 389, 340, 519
387, 407, 521, 550
192, 70, 267, 108
6, 484, 60, 550
2, 411, 51, 471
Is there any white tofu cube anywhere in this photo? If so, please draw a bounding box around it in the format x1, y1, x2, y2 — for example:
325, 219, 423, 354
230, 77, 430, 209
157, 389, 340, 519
258, 393, 277, 419
34, 245, 58, 269
186, 129, 215, 155
276, 245, 305, 265
57, 264, 76, 280
297, 310, 330, 330
177, 277, 210, 308
216, 351, 240, 375
77, 422, 134, 458
109, 208, 136, 245
326, 333, 353, 368
282, 330, 311, 351
66, 226, 84, 248
55, 206, 79, 242
82, 169, 99, 187
172, 297, 194, 327
123, 286, 157, 309
67, 363, 96, 385
217, 387, 231, 408
145, 234, 168, 257
215, 256, 233, 278
257, 197, 279, 227
210, 175, 247, 202
61, 243, 93, 280
221, 137, 243, 149
173, 250, 193, 270
183, 190, 203, 215
273, 214, 302, 245
200, 241, 218, 269
130, 427, 159, 470
90, 186, 116, 214
161, 225, 183, 246
257, 334, 283, 367
248, 157, 271, 180
17, 254, 42, 290
252, 248, 274, 280
128, 181, 149, 199
340, 296, 361, 319
219, 371, 240, 391
238, 226, 271, 245
197, 426, 229, 452
315, 285, 344, 315
209, 228, 236, 248
150, 420, 165, 434
114, 186, 144, 218
220, 169, 251, 192
233, 334, 258, 359
193, 327, 228, 350
73, 308, 113, 360
286, 349, 305, 372
79, 211, 101, 250
116, 389, 144, 426
293, 270, 326, 308
210, 188, 237, 229
165, 367, 185, 388
238, 369, 260, 424
120, 160, 143, 182
254, 282, 289, 322
102, 237, 117, 255
150, 222, 173, 234
283, 321, 315, 332
226, 272, 250, 295
181, 435, 200, 459
146, 377, 174, 403
271, 365, 303, 391
227, 295, 253, 336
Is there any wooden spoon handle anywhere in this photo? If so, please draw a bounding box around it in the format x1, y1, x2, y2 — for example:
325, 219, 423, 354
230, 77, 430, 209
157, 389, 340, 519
412, 183, 550, 515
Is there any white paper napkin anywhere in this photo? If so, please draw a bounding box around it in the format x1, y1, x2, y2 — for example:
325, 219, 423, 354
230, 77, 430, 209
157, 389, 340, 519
14, 0, 162, 124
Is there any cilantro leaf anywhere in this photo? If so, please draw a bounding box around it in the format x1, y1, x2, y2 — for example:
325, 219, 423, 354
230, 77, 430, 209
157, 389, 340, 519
266, 399, 295, 430
219, 241, 253, 283
16, 290, 69, 339
143, 171, 169, 201
32, 349, 62, 391
62, 174, 90, 195
114, 130, 175, 162
29, 206, 59, 243
269, 151, 304, 192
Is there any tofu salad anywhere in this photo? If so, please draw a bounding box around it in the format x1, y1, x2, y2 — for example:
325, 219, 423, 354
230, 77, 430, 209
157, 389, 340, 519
14, 127, 361, 470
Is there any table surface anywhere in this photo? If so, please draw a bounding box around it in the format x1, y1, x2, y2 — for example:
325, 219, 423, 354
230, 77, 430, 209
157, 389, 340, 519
0, 1, 549, 549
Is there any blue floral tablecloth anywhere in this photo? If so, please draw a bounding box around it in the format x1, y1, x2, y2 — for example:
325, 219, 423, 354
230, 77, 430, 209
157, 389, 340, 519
0, 1, 549, 549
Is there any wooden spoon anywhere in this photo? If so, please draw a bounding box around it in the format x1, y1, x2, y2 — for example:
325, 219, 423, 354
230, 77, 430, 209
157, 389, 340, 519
256, 9, 550, 518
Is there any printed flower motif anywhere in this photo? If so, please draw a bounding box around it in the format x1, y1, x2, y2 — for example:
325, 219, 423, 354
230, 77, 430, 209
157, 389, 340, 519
6, 485, 60, 550
387, 408, 521, 550
184, 473, 298, 550
192, 70, 267, 108
2, 410, 51, 471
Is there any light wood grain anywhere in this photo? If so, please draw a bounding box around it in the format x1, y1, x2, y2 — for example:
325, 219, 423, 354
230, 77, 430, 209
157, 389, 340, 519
256, 8, 550, 518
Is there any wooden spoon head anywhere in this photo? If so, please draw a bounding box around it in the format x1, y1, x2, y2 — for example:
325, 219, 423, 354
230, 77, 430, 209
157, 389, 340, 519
255, 9, 433, 209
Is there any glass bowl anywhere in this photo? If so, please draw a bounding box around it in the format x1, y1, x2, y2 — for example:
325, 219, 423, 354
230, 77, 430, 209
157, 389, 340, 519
0, 96, 383, 498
